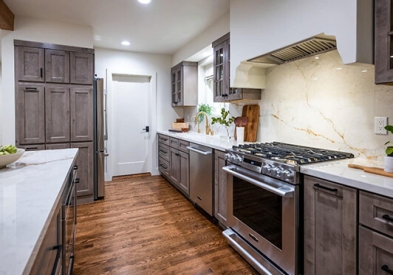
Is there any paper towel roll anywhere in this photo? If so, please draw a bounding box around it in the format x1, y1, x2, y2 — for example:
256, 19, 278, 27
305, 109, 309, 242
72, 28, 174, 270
236, 127, 245, 143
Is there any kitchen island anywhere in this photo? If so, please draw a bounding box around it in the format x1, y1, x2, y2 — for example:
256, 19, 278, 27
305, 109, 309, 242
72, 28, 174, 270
0, 149, 78, 275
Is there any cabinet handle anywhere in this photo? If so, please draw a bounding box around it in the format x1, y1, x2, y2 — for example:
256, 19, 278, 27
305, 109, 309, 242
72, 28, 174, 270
25, 87, 38, 90
160, 164, 168, 169
74, 178, 80, 184
313, 183, 338, 193
160, 150, 167, 154
175, 153, 180, 156
73, 165, 78, 170
40, 68, 43, 78
382, 265, 393, 275
160, 138, 168, 142
51, 245, 62, 275
382, 214, 393, 223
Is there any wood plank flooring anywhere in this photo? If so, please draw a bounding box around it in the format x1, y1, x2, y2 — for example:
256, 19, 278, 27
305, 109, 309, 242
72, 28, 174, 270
73, 175, 258, 274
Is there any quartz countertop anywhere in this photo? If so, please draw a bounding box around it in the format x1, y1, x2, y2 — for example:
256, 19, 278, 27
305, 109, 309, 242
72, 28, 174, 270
0, 149, 78, 275
301, 158, 393, 198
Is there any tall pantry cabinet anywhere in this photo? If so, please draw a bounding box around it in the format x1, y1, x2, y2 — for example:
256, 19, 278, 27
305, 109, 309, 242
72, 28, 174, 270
14, 40, 95, 203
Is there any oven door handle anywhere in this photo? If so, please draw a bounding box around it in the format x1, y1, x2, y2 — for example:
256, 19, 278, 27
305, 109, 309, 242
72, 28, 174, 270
222, 166, 294, 198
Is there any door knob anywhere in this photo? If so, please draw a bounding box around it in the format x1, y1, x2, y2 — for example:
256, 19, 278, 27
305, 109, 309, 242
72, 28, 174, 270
142, 126, 150, 132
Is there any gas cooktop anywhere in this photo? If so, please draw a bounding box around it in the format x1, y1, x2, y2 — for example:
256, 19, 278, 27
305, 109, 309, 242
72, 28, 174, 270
231, 142, 354, 165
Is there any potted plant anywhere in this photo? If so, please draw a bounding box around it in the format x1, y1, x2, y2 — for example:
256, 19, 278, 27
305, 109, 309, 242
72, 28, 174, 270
211, 108, 235, 139
384, 125, 393, 172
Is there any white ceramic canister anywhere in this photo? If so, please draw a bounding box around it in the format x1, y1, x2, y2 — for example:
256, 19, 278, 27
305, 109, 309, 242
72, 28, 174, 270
384, 156, 393, 172
236, 127, 245, 143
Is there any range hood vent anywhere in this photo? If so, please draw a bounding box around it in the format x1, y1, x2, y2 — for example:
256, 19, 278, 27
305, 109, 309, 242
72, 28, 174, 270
248, 37, 337, 65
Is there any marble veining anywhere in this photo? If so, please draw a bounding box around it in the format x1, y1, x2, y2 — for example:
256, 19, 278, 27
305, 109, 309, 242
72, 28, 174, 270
0, 149, 78, 275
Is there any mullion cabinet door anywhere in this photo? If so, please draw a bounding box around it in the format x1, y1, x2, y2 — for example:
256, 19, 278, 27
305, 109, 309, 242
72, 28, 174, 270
16, 47, 45, 82
45, 85, 70, 143
45, 49, 70, 83
213, 42, 226, 102
16, 83, 45, 145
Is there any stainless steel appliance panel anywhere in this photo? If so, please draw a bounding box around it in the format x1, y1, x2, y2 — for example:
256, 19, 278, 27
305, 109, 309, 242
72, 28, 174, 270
94, 78, 105, 200
96, 78, 104, 152
97, 151, 105, 198
188, 143, 213, 216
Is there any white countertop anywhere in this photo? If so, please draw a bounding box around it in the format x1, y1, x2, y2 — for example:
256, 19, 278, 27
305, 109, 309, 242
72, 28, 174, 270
301, 158, 393, 198
158, 130, 393, 198
157, 130, 246, 151
0, 149, 78, 275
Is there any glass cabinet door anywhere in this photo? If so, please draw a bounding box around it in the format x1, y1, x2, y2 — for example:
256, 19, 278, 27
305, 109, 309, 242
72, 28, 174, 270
213, 43, 226, 102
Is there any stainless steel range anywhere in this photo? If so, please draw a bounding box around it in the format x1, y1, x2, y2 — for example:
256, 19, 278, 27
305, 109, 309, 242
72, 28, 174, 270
222, 142, 354, 275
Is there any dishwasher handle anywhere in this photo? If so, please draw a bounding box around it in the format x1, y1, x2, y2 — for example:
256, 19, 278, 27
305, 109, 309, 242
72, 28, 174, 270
186, 146, 212, 155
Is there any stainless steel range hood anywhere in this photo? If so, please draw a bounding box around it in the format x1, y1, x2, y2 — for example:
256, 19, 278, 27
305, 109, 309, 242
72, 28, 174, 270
248, 36, 337, 65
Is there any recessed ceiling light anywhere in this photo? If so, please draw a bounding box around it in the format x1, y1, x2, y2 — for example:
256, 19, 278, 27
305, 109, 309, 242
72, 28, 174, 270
138, 0, 151, 4
121, 41, 131, 46
315, 56, 320, 60
361, 69, 368, 73
336, 67, 342, 70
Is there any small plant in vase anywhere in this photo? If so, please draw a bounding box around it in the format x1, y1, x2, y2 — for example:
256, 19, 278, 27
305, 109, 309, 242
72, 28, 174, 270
211, 108, 235, 139
384, 125, 393, 172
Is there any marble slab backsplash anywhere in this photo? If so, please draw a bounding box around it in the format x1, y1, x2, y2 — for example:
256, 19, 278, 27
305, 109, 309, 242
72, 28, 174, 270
256, 50, 393, 160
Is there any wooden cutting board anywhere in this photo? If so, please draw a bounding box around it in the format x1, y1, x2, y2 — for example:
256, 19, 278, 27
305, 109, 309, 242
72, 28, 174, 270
348, 164, 393, 178
242, 105, 260, 142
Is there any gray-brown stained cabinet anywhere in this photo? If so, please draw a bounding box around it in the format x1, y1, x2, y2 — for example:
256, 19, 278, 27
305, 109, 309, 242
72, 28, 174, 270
70, 52, 94, 85
70, 86, 93, 142
46, 143, 70, 150
213, 33, 230, 102
214, 150, 227, 227
16, 46, 45, 82
16, 83, 45, 145
304, 175, 357, 275
45, 85, 70, 143
179, 151, 189, 195
45, 49, 70, 83
169, 146, 181, 187
72, 142, 94, 198
18, 144, 46, 151
170, 62, 198, 107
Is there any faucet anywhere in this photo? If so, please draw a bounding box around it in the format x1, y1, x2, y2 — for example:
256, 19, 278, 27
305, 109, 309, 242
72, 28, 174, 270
195, 111, 211, 135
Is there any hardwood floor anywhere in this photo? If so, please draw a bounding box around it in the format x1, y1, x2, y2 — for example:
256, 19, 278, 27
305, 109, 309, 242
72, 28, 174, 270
74, 175, 258, 275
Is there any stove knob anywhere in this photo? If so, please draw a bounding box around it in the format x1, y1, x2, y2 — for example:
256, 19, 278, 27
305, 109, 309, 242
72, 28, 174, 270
272, 167, 281, 177
283, 170, 294, 181
225, 153, 231, 161
262, 164, 272, 174
236, 155, 243, 163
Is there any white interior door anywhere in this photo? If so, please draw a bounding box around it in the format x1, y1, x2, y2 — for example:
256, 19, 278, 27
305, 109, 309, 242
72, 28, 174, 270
112, 75, 150, 176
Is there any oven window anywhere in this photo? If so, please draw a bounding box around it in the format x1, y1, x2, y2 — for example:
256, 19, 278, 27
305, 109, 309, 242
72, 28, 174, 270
233, 176, 282, 249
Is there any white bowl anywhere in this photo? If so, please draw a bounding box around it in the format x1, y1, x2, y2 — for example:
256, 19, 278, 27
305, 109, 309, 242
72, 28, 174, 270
0, 149, 25, 169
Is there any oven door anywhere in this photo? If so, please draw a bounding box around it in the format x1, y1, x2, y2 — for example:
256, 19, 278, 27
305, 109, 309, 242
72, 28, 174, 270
223, 165, 298, 275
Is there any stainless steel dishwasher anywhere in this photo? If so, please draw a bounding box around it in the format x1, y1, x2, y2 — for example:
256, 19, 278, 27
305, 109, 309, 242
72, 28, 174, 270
187, 143, 213, 216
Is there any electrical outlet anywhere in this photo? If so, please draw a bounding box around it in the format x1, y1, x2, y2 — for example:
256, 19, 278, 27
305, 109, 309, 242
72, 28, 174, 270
375, 117, 388, 135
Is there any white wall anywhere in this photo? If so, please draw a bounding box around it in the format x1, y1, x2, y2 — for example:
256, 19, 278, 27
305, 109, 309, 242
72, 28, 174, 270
230, 0, 373, 87
0, 16, 94, 145
95, 48, 174, 176
172, 12, 229, 66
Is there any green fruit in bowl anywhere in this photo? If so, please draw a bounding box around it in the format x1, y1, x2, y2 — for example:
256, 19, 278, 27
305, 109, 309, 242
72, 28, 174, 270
0, 145, 18, 155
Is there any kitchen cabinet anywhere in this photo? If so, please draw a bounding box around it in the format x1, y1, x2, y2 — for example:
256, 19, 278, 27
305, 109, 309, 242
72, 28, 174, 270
45, 85, 70, 143
212, 33, 261, 102
72, 142, 94, 199
45, 49, 70, 83
213, 33, 230, 102
18, 144, 46, 151
16, 83, 45, 145
16, 46, 45, 82
29, 198, 62, 275
46, 143, 71, 150
214, 150, 227, 227
304, 175, 357, 275
171, 61, 198, 107
359, 191, 393, 274
375, 0, 393, 84
158, 135, 190, 196
70, 86, 93, 142
70, 52, 94, 85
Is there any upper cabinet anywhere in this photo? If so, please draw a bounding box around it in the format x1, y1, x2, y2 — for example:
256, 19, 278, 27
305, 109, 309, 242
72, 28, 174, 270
16, 47, 45, 82
171, 61, 198, 107
375, 0, 393, 84
213, 33, 230, 102
45, 49, 70, 83
70, 52, 94, 85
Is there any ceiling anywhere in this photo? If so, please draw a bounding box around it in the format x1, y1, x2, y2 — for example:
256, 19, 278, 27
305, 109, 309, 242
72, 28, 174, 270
5, 0, 230, 55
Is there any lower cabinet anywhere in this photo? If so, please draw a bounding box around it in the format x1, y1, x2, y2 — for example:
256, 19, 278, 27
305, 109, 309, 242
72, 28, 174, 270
169, 147, 181, 186
304, 175, 357, 275
18, 144, 46, 151
71, 142, 94, 199
214, 150, 227, 227
30, 202, 62, 275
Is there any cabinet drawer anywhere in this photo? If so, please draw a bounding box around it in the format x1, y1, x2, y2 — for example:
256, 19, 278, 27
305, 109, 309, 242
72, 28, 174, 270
159, 157, 170, 177
158, 134, 169, 145
179, 140, 190, 153
359, 226, 393, 275
169, 137, 179, 149
360, 191, 393, 238
158, 144, 170, 162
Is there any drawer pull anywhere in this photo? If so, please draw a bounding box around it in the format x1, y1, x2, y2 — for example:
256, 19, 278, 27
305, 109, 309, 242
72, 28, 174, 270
382, 214, 393, 223
382, 265, 393, 275
159, 150, 168, 154
160, 164, 168, 170
175, 153, 180, 157
160, 138, 168, 142
314, 183, 338, 193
